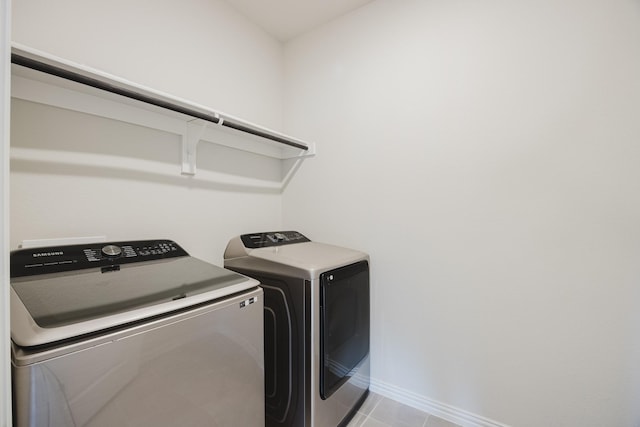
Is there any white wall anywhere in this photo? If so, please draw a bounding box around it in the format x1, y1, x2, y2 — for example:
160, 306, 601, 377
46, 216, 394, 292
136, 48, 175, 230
10, 0, 285, 263
283, 0, 640, 426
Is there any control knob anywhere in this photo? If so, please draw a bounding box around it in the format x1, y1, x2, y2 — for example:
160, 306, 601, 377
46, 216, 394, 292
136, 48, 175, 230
101, 245, 122, 257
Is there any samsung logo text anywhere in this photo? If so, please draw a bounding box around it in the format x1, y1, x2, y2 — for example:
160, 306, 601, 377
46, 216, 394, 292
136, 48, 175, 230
32, 252, 64, 258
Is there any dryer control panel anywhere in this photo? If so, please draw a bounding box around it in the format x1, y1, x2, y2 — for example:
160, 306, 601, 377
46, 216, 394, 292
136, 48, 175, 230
10, 239, 188, 278
240, 231, 310, 248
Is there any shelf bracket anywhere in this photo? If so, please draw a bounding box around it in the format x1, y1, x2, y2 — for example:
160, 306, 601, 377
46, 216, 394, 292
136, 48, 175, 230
181, 118, 219, 175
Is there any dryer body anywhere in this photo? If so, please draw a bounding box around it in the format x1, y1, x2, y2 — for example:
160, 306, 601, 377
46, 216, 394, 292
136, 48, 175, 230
225, 231, 370, 427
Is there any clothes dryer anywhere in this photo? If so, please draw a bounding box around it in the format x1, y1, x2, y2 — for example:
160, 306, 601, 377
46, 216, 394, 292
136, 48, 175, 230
224, 231, 370, 427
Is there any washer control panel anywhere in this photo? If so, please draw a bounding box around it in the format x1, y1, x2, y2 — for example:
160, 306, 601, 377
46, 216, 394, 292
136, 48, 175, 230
240, 231, 310, 249
11, 239, 188, 278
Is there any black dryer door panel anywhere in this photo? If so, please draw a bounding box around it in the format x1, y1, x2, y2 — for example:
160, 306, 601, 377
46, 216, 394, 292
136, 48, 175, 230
319, 261, 370, 399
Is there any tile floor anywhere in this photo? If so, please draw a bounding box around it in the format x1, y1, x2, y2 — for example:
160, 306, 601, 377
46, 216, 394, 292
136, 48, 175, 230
346, 392, 462, 427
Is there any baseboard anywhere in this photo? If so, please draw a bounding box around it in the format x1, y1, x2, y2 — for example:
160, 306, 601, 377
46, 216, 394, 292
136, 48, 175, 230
369, 378, 510, 427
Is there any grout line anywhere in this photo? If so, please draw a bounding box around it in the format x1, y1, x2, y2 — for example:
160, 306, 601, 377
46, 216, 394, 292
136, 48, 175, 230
360, 394, 385, 426
423, 414, 431, 427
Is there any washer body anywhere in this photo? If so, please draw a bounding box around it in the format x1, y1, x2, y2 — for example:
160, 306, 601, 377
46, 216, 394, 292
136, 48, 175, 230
224, 231, 370, 427
11, 239, 264, 427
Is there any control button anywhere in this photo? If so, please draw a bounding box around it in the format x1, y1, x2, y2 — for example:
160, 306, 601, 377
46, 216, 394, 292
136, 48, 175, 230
101, 245, 122, 257
84, 248, 100, 261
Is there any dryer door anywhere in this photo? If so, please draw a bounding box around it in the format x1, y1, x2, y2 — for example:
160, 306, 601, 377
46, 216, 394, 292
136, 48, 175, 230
319, 261, 370, 399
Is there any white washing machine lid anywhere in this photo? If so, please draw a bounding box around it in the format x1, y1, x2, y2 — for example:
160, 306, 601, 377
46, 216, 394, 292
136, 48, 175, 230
11, 240, 258, 347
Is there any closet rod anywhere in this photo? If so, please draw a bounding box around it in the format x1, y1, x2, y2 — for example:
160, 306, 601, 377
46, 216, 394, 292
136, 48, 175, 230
11, 54, 220, 124
11, 54, 309, 152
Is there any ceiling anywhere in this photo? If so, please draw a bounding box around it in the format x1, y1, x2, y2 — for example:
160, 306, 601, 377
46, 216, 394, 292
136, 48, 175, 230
222, 0, 376, 42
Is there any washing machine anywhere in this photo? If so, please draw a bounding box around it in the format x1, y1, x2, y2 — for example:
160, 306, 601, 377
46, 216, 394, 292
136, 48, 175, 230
224, 231, 370, 427
11, 239, 264, 427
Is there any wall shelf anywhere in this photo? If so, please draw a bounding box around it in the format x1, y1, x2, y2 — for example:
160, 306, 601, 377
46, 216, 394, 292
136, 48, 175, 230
10, 44, 315, 181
